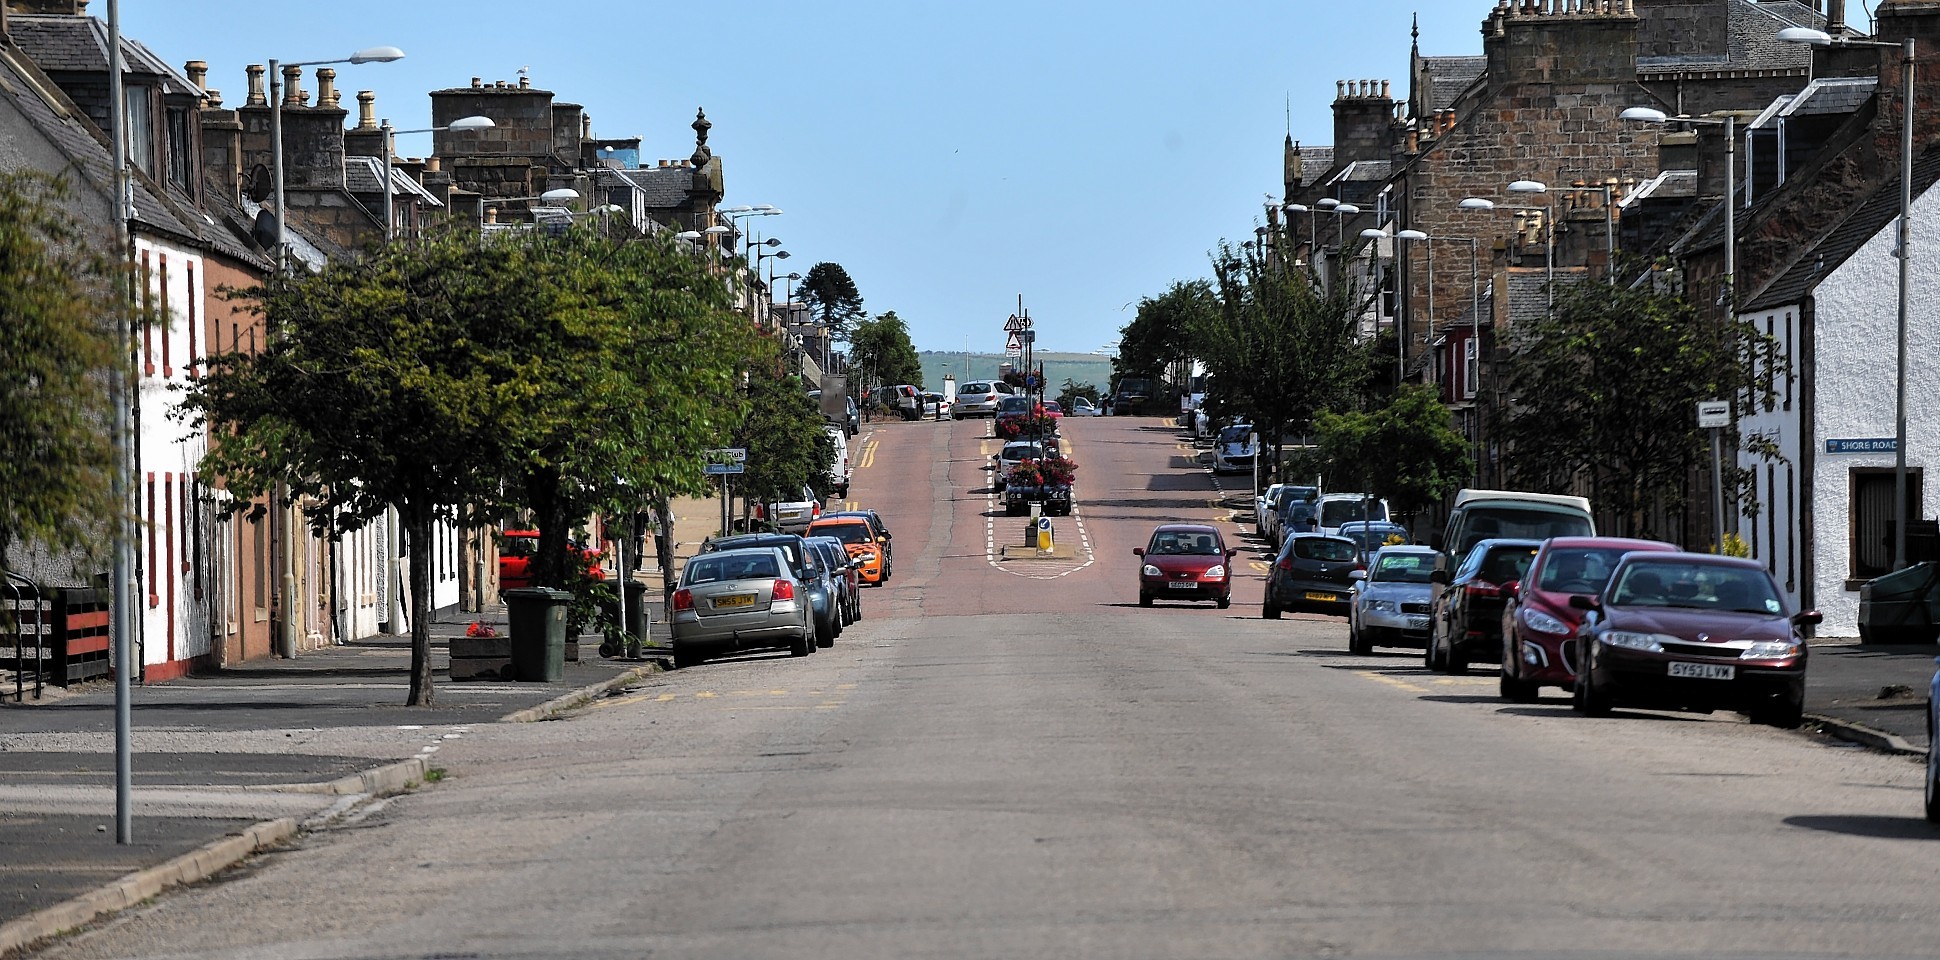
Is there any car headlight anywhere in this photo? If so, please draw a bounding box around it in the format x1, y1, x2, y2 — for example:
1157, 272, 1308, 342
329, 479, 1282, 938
1742, 639, 1803, 660
1599, 631, 1669, 653
1142, 564, 1162, 577
1204, 565, 1227, 579
1522, 609, 1571, 636
1367, 599, 1398, 614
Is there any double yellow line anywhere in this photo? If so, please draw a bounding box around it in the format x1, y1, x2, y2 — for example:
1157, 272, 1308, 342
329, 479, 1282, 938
857, 437, 880, 471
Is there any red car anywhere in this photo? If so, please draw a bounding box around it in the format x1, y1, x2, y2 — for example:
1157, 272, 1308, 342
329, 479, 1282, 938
498, 530, 604, 593
1134, 523, 1238, 608
1497, 536, 1677, 702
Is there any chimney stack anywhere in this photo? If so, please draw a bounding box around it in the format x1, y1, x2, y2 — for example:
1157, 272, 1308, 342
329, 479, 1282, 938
246, 64, 267, 107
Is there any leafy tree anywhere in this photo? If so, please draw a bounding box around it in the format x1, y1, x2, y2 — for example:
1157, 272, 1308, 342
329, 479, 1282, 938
735, 341, 837, 513
1311, 385, 1472, 521
0, 173, 123, 584
796, 261, 866, 342
1193, 230, 1373, 488
1056, 378, 1099, 410
1495, 277, 1781, 538
849, 310, 922, 389
1117, 280, 1208, 388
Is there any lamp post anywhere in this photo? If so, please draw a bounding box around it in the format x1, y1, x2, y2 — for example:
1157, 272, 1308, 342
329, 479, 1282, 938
1620, 107, 1737, 309
1364, 227, 1428, 386
269, 45, 404, 271
1283, 203, 1318, 262
380, 115, 492, 240
1779, 26, 1917, 570
1509, 177, 1619, 282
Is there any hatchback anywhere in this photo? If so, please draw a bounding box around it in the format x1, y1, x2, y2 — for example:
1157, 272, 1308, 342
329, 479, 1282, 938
952, 381, 1005, 418
1428, 538, 1541, 673
1135, 524, 1237, 608
1498, 536, 1678, 702
822, 509, 894, 577
806, 517, 887, 585
754, 484, 822, 534
1347, 545, 1438, 652
994, 440, 1049, 490
1068, 396, 1101, 417
1572, 552, 1816, 727
669, 547, 811, 668
1263, 534, 1361, 616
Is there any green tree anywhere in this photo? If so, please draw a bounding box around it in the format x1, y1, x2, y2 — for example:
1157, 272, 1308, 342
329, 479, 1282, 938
849, 310, 922, 389
796, 261, 866, 342
1056, 378, 1100, 411
1193, 231, 1372, 488
0, 173, 123, 584
1312, 385, 1473, 521
1117, 280, 1209, 390
1495, 276, 1781, 537
735, 342, 837, 515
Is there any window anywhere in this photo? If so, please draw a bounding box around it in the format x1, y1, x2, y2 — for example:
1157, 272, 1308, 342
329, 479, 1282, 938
1850, 468, 1923, 582
124, 86, 154, 175
166, 106, 193, 190
1462, 337, 1479, 399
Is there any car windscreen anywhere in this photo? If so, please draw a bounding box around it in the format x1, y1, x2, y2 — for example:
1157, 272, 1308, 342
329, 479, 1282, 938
684, 552, 779, 585
1608, 561, 1784, 613
1293, 538, 1358, 562
1535, 548, 1631, 594
1372, 553, 1434, 583
812, 522, 873, 546
998, 396, 1032, 412
1218, 426, 1251, 444
1147, 532, 1222, 555
1459, 507, 1593, 553
1342, 524, 1405, 549
1002, 444, 1043, 460
1320, 499, 1387, 527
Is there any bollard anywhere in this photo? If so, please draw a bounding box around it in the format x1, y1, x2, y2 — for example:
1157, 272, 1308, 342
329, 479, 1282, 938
1036, 516, 1054, 551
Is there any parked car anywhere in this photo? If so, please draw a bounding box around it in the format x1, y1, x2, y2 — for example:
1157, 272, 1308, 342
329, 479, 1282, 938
1427, 538, 1542, 673
1262, 485, 1321, 545
701, 533, 839, 649
1316, 493, 1390, 537
1067, 396, 1102, 417
872, 384, 922, 420
1254, 483, 1287, 538
753, 484, 823, 534
1134, 524, 1237, 608
1263, 533, 1362, 618
1347, 545, 1439, 653
1337, 520, 1410, 560
805, 535, 861, 625
1498, 536, 1679, 702
823, 509, 894, 575
806, 516, 886, 585
952, 380, 1006, 418
1927, 666, 1940, 822
1276, 494, 1321, 546
1435, 489, 1595, 571
823, 425, 851, 499
994, 440, 1049, 490
497, 530, 603, 593
993, 395, 1036, 437
1571, 552, 1816, 728
807, 389, 859, 438
1111, 375, 1156, 416
1212, 424, 1257, 475
669, 547, 811, 668
920, 391, 952, 418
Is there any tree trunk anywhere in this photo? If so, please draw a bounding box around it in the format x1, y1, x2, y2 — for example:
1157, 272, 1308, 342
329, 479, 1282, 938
404, 505, 435, 707
653, 496, 677, 612
526, 465, 572, 589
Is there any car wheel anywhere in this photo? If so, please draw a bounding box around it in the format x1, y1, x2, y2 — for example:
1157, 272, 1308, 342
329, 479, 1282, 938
1425, 625, 1444, 671
1217, 596, 1231, 609
1348, 622, 1372, 656
1447, 644, 1470, 675
1573, 651, 1612, 716
1139, 592, 1153, 608
789, 628, 812, 657
673, 648, 705, 670
1749, 684, 1804, 728
1263, 599, 1282, 620
1499, 640, 1540, 702
816, 617, 835, 648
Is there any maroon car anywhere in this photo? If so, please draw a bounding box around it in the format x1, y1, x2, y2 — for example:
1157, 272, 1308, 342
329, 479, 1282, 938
1497, 536, 1678, 702
1134, 524, 1238, 608
1571, 552, 1818, 727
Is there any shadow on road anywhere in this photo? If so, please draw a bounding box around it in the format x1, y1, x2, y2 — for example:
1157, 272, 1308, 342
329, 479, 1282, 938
1783, 815, 1940, 840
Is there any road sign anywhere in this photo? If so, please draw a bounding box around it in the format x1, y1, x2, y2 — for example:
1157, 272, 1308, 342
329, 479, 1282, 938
703, 462, 745, 475
1826, 438, 1899, 454
1696, 400, 1729, 430
705, 447, 748, 464
1019, 330, 1036, 344
1006, 333, 1022, 352
1004, 314, 1032, 332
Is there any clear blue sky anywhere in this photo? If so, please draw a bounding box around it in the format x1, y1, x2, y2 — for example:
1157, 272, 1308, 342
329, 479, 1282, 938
118, 2, 1807, 355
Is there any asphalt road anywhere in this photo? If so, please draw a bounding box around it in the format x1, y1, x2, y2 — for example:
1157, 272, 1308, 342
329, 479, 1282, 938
32, 415, 1940, 960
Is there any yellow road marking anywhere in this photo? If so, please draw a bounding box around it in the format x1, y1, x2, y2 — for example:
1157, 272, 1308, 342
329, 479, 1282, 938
695, 691, 718, 699
1355, 670, 1430, 694
1430, 677, 1496, 686
1248, 561, 1270, 572
856, 438, 879, 470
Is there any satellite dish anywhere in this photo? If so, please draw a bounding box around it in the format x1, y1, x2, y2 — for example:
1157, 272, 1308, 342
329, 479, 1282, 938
245, 164, 273, 203
252, 209, 279, 250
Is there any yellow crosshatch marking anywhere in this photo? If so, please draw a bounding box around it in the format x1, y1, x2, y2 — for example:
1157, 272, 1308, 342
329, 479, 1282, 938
1249, 561, 1270, 572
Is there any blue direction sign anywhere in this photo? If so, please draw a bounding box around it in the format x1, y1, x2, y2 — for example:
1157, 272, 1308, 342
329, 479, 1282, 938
1826, 438, 1898, 454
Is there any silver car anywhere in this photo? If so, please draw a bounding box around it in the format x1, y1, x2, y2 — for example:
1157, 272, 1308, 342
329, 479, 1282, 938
760, 484, 822, 534
951, 380, 1006, 418
993, 440, 1049, 490
1347, 545, 1438, 655
670, 547, 811, 668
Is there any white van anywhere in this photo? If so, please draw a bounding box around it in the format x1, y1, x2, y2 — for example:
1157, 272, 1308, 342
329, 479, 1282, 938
1317, 492, 1391, 537
823, 425, 851, 499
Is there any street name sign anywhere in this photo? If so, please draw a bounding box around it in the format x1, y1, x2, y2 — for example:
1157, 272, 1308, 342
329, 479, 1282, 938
703, 462, 745, 475
1826, 438, 1899, 454
1696, 400, 1730, 430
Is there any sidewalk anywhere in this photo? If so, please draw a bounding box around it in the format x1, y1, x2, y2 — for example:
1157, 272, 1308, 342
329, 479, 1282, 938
1805, 640, 1936, 752
0, 606, 659, 952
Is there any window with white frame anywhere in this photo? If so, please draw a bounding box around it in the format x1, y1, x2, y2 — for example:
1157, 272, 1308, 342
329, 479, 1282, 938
1462, 337, 1478, 399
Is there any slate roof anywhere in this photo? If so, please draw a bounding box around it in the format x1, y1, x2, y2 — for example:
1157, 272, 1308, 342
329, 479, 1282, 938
1507, 268, 1588, 327
1621, 170, 1699, 207
1328, 160, 1393, 185
1421, 55, 1486, 112
9, 14, 198, 89
608, 165, 695, 208
1745, 144, 1940, 311
1638, 0, 1822, 74
344, 156, 445, 207
1289, 145, 1334, 188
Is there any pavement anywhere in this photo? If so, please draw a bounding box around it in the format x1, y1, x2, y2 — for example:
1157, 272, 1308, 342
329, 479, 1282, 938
1803, 640, 1936, 752
0, 604, 666, 955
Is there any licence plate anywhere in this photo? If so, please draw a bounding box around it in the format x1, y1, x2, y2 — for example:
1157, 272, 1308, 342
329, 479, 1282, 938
1407, 615, 1431, 629
1306, 591, 1338, 602
1668, 661, 1735, 680
713, 594, 757, 609
1167, 581, 1199, 590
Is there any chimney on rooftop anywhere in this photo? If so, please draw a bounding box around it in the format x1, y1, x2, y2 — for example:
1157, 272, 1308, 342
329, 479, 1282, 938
356, 90, 377, 131
281, 64, 302, 106
184, 60, 208, 95
246, 64, 266, 107
315, 67, 339, 109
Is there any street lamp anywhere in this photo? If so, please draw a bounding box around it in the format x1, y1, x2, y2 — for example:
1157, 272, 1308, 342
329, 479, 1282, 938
1508, 177, 1619, 282
1621, 106, 1738, 308
380, 115, 492, 240
1282, 203, 1317, 260
1779, 27, 1917, 570
269, 45, 404, 270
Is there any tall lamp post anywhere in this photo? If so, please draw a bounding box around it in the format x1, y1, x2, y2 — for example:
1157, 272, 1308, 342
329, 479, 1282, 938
1619, 107, 1737, 308
269, 45, 404, 271
379, 115, 492, 240
1779, 26, 1917, 570
1363, 227, 1428, 386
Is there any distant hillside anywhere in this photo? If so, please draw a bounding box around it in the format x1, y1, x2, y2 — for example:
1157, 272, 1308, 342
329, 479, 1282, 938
918, 351, 1114, 393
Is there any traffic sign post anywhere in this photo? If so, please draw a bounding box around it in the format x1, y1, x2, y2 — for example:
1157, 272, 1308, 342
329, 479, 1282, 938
1698, 401, 1727, 552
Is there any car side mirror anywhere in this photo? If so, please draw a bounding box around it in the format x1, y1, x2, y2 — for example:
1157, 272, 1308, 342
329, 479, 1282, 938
1429, 569, 1450, 586
1793, 609, 1824, 626
1226, 548, 1239, 558
1349, 570, 1367, 582
1569, 594, 1600, 612
1132, 547, 1145, 557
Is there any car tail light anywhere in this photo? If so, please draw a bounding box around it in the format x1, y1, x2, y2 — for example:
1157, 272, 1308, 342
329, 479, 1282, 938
1277, 558, 1293, 572
672, 589, 694, 612
812, 503, 822, 519
772, 579, 796, 600
1466, 580, 1500, 599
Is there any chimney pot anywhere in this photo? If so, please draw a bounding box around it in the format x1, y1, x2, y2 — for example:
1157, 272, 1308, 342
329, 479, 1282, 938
356, 90, 377, 130
281, 64, 302, 106
471, 76, 483, 89
184, 60, 208, 92
519, 75, 530, 89
204, 88, 223, 108
315, 67, 338, 109
1381, 79, 1390, 99
426, 156, 440, 172
246, 64, 267, 107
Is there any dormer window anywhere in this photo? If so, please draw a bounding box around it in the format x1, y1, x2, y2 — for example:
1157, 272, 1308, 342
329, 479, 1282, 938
166, 105, 192, 189
123, 84, 153, 174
